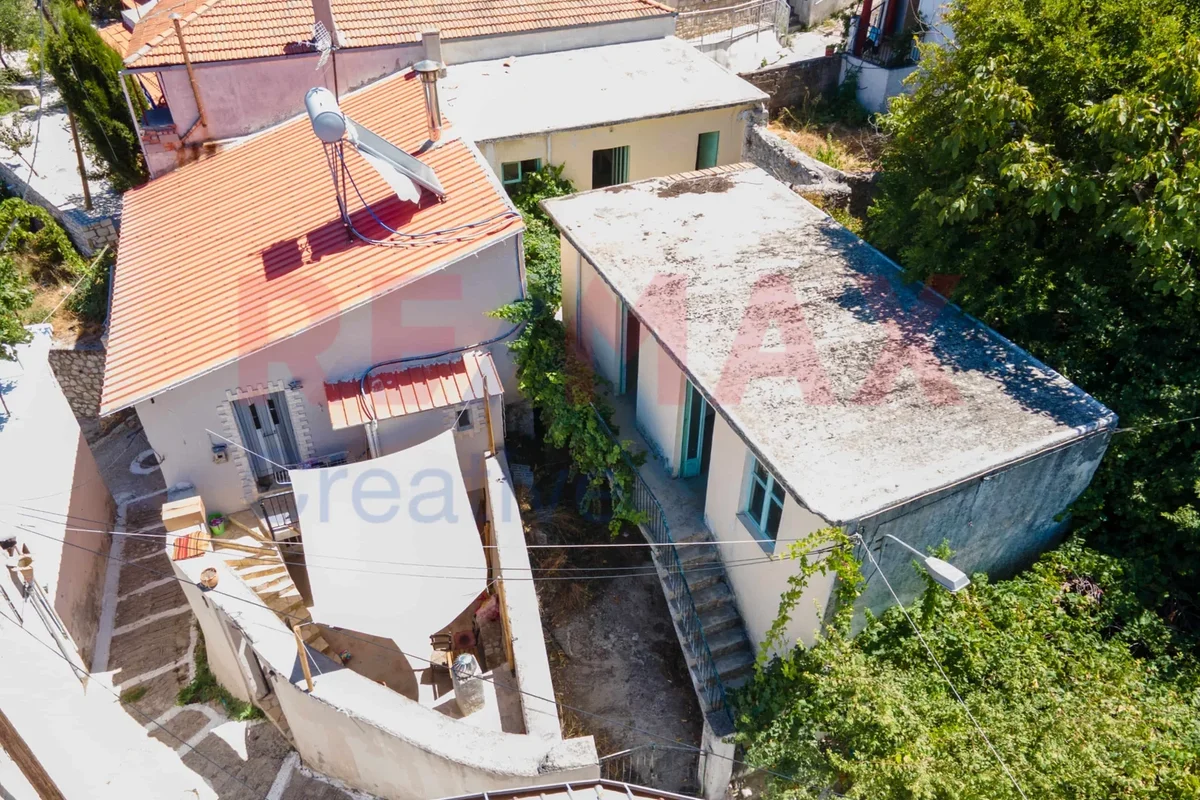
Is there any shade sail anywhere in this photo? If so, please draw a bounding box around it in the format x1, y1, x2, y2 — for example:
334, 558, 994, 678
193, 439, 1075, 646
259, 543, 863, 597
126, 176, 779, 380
289, 429, 486, 657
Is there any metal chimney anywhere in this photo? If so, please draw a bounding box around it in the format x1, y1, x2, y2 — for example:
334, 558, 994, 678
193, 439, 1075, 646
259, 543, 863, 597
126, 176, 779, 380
413, 60, 443, 143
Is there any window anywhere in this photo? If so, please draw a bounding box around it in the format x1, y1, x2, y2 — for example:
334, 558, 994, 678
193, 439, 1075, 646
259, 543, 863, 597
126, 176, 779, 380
591, 146, 630, 189
456, 406, 473, 431
744, 458, 785, 540
695, 131, 720, 170
500, 158, 542, 186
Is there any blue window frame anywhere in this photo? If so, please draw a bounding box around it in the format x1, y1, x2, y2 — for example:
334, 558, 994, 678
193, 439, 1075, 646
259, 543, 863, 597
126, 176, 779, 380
745, 458, 785, 540
501, 158, 542, 186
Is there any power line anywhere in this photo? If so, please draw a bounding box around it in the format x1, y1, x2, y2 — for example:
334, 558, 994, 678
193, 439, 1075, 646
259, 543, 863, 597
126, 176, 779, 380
9, 520, 811, 787
0, 602, 266, 798
857, 535, 1030, 800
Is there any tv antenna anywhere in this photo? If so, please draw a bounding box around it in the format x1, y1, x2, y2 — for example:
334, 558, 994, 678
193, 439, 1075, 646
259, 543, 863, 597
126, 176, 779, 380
312, 21, 332, 70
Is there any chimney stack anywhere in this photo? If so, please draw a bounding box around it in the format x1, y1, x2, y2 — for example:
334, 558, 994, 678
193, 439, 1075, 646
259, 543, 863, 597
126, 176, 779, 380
312, 0, 345, 47
414, 60, 443, 143
421, 29, 446, 76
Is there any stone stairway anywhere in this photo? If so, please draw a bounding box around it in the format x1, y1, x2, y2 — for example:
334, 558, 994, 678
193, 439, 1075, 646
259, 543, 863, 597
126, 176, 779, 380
673, 533, 756, 697
213, 512, 336, 659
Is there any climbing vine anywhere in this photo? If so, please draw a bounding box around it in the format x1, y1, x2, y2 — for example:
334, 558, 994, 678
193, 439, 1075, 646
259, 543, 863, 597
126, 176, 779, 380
493, 165, 645, 533
756, 525, 863, 662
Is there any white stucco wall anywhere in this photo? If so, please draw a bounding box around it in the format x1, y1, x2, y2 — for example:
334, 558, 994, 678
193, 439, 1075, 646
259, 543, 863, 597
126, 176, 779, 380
560, 239, 624, 388
375, 393, 505, 493
134, 235, 523, 514
703, 414, 836, 653
172, 553, 598, 800
841, 55, 918, 114
634, 323, 684, 474
482, 104, 750, 191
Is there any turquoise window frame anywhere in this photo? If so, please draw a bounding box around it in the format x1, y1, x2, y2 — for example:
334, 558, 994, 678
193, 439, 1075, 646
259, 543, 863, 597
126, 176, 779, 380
743, 457, 785, 542
501, 158, 542, 186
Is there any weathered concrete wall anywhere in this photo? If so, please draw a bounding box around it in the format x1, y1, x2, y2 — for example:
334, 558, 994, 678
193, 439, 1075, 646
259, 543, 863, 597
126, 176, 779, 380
853, 432, 1112, 624
0, 162, 119, 256
173, 554, 599, 799
559, 238, 623, 388
744, 124, 878, 214
738, 55, 841, 111
134, 234, 523, 515
634, 323, 685, 474
841, 54, 918, 113
48, 339, 107, 419
485, 454, 562, 739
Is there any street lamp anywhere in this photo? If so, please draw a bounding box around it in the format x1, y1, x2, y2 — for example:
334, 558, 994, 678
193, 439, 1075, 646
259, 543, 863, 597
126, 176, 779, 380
883, 534, 970, 593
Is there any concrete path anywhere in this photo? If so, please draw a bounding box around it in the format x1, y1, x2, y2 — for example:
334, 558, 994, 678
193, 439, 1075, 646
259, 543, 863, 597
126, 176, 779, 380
87, 416, 362, 800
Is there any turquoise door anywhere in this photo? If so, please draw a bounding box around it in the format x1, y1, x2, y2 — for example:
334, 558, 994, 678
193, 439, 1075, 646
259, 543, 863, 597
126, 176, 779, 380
695, 131, 720, 170
680, 381, 708, 478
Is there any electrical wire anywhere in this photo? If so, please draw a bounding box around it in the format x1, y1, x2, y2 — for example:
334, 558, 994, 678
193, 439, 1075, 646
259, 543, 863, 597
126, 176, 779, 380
857, 535, 1030, 800
9, 508, 823, 582
7, 520, 810, 788
0, 602, 266, 798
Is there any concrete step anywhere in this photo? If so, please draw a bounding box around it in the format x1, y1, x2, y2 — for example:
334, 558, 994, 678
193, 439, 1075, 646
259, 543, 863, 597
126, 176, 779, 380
723, 670, 752, 692
684, 567, 722, 594
705, 627, 751, 659
715, 649, 755, 682
676, 529, 714, 546
252, 572, 293, 594
698, 602, 742, 637
688, 581, 733, 614
229, 510, 271, 542
677, 543, 721, 568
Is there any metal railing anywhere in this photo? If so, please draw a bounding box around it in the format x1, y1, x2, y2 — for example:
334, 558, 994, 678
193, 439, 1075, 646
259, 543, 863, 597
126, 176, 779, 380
258, 490, 299, 541
593, 408, 729, 718
677, 0, 789, 43
600, 743, 702, 794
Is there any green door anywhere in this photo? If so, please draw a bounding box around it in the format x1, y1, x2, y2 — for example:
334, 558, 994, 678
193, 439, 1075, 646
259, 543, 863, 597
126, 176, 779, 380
695, 131, 720, 170
680, 380, 708, 478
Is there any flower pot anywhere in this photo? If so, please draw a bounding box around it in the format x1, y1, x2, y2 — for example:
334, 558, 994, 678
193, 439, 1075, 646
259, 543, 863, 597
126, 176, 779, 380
208, 513, 226, 537
200, 567, 219, 589
826, 44, 836, 57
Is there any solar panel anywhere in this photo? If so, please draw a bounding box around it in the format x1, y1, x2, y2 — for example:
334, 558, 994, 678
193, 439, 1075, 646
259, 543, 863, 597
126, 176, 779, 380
346, 117, 447, 199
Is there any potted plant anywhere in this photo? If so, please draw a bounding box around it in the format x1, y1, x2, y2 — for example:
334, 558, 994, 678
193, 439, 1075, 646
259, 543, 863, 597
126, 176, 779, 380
208, 513, 227, 537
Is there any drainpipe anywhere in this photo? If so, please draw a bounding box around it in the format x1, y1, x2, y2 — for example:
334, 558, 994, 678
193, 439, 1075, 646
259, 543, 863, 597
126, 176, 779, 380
171, 13, 208, 135
365, 419, 380, 458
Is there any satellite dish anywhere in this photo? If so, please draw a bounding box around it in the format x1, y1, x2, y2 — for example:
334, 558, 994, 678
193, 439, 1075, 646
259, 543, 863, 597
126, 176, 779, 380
312, 21, 332, 70
305, 87, 446, 204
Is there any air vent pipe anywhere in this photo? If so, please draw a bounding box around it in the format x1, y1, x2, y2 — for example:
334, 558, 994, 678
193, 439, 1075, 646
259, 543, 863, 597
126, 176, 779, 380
413, 60, 443, 143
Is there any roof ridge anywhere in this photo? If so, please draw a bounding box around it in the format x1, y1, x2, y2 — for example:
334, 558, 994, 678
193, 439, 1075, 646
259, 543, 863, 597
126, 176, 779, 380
124, 0, 228, 66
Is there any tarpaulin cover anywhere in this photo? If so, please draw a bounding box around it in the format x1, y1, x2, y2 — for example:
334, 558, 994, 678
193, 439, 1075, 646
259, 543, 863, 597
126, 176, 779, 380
290, 429, 485, 657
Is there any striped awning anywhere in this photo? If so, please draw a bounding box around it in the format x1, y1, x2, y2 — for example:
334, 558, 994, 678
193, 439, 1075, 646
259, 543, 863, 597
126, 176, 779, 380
324, 351, 502, 430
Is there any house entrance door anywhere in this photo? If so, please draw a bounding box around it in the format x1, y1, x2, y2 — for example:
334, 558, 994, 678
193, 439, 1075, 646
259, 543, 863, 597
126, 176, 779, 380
680, 380, 711, 478
232, 392, 300, 482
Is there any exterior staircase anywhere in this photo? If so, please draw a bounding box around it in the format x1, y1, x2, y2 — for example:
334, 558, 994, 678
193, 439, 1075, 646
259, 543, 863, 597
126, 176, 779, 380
213, 511, 336, 659
674, 534, 756, 694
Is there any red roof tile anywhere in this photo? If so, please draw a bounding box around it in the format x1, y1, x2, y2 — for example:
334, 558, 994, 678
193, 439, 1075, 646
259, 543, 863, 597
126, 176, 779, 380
100, 71, 522, 416
324, 351, 501, 429
124, 0, 673, 67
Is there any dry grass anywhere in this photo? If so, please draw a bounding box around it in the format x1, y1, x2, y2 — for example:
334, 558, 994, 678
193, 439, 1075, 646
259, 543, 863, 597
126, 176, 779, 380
770, 111, 888, 173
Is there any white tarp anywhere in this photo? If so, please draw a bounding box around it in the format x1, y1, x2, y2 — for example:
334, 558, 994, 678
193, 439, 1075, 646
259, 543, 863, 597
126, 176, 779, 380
290, 429, 486, 657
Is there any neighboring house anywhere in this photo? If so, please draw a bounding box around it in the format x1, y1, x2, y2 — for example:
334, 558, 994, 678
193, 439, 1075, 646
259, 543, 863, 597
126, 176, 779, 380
0, 326, 115, 666
842, 0, 953, 112
544, 163, 1114, 782
112, 0, 676, 176
100, 68, 524, 518
438, 37, 768, 191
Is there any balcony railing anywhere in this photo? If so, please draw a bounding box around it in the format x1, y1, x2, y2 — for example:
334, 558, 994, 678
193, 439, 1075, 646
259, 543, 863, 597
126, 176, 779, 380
592, 407, 729, 719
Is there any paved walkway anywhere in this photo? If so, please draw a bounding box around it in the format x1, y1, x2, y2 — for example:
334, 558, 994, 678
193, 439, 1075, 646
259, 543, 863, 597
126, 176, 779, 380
88, 416, 362, 800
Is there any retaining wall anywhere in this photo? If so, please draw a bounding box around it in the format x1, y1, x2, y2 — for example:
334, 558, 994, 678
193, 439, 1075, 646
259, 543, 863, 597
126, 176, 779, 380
0, 162, 120, 256
738, 55, 841, 111
47, 339, 107, 419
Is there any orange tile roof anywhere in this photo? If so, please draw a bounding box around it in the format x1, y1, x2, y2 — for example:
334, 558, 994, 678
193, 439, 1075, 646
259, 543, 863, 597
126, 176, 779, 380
100, 71, 522, 415
124, 0, 674, 67
325, 351, 501, 430
98, 20, 132, 54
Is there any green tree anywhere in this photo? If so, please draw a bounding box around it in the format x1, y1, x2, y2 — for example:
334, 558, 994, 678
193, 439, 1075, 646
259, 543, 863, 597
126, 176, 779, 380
735, 541, 1200, 799
867, 0, 1200, 624
43, 1, 145, 189
0, 254, 32, 359
0, 0, 35, 71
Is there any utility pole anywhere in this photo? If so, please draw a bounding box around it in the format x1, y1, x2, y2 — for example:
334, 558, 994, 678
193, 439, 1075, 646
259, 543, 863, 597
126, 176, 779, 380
0, 708, 67, 799
67, 108, 91, 210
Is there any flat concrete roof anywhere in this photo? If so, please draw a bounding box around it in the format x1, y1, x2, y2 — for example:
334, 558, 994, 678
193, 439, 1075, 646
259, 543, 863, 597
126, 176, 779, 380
439, 37, 768, 142
543, 164, 1116, 523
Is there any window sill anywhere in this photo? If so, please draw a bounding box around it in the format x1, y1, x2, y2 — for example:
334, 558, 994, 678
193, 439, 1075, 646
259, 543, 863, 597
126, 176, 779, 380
737, 512, 777, 555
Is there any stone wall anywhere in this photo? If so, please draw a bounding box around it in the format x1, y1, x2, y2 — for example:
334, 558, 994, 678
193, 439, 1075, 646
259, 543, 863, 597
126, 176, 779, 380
739, 55, 842, 111
744, 124, 877, 215
0, 161, 120, 257
47, 340, 106, 419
